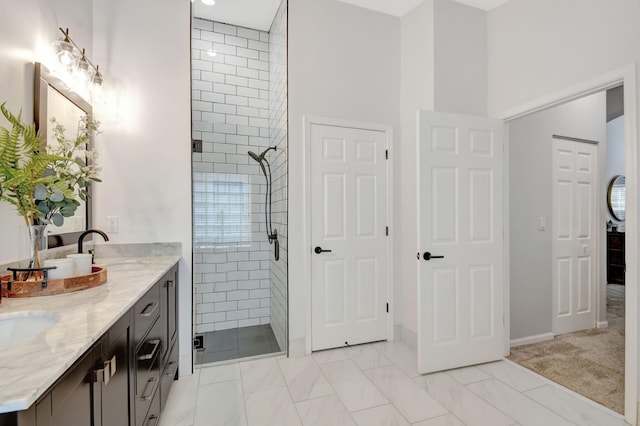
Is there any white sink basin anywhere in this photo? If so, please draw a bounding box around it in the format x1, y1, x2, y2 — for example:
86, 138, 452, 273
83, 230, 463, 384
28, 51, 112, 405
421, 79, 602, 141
0, 313, 58, 350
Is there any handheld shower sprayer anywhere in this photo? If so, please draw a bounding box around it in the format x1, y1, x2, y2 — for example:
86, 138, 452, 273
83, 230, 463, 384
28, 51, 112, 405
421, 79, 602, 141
248, 146, 279, 261
248, 146, 276, 163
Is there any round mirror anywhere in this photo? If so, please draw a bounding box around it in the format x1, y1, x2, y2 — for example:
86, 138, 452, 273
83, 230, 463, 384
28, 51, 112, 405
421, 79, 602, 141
607, 175, 626, 221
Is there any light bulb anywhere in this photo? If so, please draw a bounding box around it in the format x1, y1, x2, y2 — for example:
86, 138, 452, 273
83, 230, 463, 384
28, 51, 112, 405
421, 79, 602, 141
91, 67, 104, 103
91, 83, 103, 104
53, 39, 79, 70
207, 49, 217, 57
75, 52, 94, 87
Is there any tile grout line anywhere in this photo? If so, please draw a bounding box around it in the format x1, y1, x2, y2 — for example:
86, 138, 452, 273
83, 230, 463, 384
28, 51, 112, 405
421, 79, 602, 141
311, 350, 364, 425
276, 356, 310, 425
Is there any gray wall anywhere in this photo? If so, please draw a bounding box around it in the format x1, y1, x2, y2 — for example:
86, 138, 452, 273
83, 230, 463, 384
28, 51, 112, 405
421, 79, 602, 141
434, 0, 487, 116
509, 91, 607, 341
288, 0, 401, 349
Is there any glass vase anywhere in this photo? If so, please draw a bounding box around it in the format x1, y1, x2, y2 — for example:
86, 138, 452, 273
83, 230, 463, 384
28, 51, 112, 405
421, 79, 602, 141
19, 224, 48, 270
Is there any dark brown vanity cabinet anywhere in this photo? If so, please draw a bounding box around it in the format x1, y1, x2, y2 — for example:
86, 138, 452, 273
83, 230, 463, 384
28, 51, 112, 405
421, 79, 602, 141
95, 313, 132, 426
15, 313, 132, 426
159, 266, 179, 411
34, 344, 97, 426
134, 282, 162, 426
134, 265, 179, 426
607, 231, 625, 284
6, 263, 179, 426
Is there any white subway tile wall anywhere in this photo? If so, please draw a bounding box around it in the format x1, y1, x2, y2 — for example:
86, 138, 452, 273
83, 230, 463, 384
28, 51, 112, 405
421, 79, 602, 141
268, 1, 288, 353
192, 18, 274, 333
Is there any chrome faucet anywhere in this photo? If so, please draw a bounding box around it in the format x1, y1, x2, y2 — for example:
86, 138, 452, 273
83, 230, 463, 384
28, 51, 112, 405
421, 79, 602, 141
78, 229, 110, 262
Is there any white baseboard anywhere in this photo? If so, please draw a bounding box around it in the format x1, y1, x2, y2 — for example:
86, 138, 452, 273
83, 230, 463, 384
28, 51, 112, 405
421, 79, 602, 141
396, 325, 417, 350
597, 321, 609, 329
510, 332, 554, 348
288, 337, 306, 357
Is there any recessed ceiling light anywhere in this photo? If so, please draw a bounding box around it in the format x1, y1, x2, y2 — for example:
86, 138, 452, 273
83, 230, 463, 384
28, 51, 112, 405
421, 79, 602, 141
201, 0, 215, 5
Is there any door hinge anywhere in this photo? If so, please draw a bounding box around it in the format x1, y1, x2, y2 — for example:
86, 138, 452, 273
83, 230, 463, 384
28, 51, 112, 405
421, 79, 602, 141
385, 226, 389, 236
386, 303, 389, 313
385, 149, 389, 160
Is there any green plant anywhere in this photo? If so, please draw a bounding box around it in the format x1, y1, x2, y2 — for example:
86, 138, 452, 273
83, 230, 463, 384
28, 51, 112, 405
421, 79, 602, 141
0, 102, 101, 229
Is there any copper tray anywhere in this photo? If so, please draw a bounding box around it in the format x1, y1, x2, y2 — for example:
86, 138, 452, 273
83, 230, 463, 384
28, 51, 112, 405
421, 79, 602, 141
1, 266, 107, 298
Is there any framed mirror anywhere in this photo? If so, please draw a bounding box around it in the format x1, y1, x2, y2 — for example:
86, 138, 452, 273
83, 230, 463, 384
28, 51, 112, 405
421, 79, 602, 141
607, 175, 626, 222
34, 62, 93, 248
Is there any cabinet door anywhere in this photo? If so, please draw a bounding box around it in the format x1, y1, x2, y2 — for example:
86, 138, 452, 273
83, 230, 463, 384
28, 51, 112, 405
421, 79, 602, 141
36, 347, 95, 426
99, 314, 131, 426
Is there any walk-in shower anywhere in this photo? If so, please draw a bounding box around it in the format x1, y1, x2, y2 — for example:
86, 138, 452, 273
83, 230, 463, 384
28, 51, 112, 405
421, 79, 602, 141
191, 0, 288, 366
248, 146, 279, 261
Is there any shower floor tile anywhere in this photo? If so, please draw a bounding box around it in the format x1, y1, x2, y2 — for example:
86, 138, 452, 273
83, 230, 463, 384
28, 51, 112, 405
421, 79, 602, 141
195, 324, 281, 365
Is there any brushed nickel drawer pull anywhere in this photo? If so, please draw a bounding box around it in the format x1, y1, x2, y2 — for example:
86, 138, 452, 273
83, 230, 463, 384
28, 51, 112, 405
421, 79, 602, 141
138, 339, 161, 361
140, 302, 158, 317
109, 355, 117, 377
164, 361, 176, 376
93, 366, 108, 384
140, 376, 157, 401
145, 414, 159, 426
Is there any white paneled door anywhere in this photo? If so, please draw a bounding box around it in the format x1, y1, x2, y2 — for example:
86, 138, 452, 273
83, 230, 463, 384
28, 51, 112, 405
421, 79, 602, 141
417, 111, 504, 374
552, 137, 597, 335
310, 123, 389, 351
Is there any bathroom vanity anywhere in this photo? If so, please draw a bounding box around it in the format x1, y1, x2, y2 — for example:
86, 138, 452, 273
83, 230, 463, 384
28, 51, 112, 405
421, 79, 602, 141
0, 254, 180, 426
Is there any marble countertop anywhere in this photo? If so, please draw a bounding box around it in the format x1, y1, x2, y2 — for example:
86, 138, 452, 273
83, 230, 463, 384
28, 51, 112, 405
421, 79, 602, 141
0, 255, 181, 414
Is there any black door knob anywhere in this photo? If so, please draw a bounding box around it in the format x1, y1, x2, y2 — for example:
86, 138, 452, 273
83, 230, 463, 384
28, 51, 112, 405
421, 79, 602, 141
314, 246, 332, 254
423, 252, 444, 261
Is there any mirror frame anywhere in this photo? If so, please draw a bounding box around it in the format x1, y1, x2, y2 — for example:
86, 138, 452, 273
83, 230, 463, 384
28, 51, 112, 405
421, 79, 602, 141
607, 174, 626, 222
34, 62, 93, 249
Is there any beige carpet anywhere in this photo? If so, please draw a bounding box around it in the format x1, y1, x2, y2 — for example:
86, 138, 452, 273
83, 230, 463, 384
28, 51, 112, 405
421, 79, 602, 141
508, 284, 625, 413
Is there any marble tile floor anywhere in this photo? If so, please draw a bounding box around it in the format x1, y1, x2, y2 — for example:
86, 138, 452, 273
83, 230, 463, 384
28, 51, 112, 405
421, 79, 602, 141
195, 324, 281, 365
161, 340, 629, 426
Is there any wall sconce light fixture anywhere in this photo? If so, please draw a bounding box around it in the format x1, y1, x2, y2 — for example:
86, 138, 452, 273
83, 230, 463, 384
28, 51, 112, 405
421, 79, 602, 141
52, 27, 104, 102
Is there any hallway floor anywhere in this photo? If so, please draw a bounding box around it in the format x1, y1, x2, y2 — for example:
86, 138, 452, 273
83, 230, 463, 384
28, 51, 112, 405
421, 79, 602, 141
160, 341, 627, 425
508, 284, 625, 413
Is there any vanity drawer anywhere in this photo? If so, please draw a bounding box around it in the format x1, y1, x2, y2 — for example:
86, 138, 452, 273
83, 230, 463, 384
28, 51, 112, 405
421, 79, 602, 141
134, 283, 160, 346
160, 341, 179, 411
141, 387, 160, 426
135, 318, 162, 426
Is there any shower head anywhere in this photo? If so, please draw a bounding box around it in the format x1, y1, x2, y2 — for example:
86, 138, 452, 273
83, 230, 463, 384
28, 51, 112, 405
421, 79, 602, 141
248, 151, 261, 162
247, 146, 276, 164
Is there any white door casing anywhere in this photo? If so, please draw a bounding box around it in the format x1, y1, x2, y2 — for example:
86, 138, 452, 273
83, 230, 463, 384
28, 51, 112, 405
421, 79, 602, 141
497, 65, 636, 423
310, 123, 389, 351
552, 137, 597, 335
417, 110, 504, 374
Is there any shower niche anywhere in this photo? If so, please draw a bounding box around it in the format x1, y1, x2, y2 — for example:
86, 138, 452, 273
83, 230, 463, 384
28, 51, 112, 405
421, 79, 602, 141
191, 1, 288, 365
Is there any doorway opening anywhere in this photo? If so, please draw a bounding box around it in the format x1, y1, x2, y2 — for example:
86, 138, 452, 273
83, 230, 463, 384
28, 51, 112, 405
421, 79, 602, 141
190, 1, 289, 365
507, 86, 626, 413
